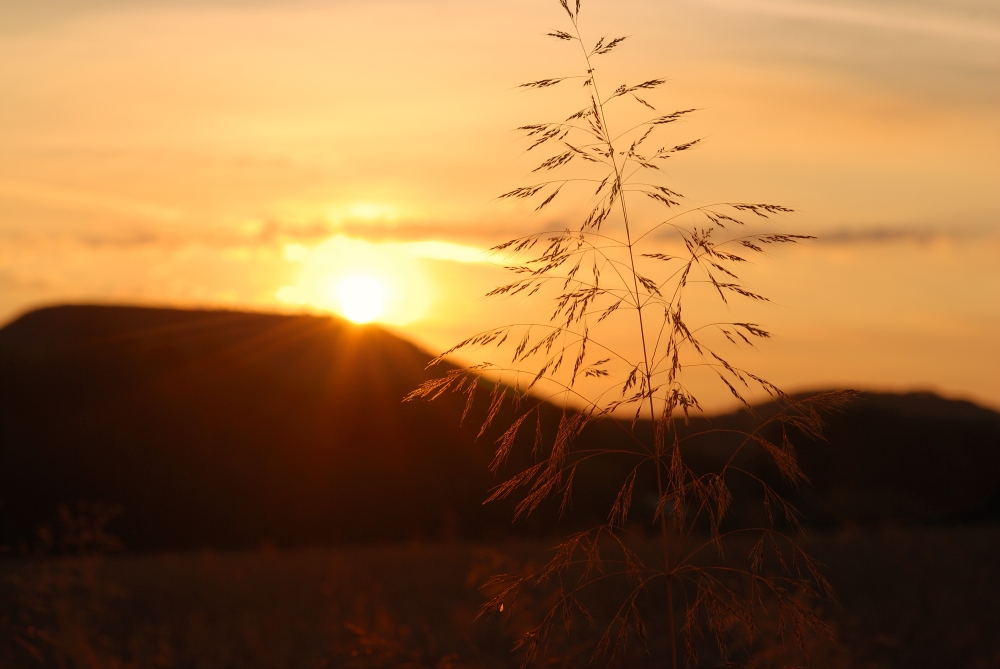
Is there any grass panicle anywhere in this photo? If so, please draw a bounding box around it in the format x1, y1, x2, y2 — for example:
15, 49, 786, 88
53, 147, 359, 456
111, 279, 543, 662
408, 2, 847, 666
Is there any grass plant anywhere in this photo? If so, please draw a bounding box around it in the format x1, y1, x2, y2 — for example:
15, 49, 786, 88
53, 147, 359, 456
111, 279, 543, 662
0, 503, 123, 668
408, 1, 853, 666
5, 527, 1000, 668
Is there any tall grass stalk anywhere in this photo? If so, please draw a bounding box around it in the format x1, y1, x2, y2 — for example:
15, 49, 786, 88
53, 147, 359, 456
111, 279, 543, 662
409, 2, 850, 666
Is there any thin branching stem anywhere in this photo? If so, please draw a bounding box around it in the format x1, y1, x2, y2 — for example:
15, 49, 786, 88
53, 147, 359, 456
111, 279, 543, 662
410, 2, 838, 666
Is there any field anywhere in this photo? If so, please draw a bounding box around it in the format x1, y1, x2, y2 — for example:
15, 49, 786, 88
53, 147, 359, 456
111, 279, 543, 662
3, 526, 1000, 669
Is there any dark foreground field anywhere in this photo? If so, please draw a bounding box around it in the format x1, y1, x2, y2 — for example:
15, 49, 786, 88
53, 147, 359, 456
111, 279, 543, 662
3, 526, 1000, 669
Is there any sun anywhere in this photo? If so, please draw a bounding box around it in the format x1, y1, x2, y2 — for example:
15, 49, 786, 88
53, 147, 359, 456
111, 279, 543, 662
276, 237, 432, 324
336, 274, 386, 324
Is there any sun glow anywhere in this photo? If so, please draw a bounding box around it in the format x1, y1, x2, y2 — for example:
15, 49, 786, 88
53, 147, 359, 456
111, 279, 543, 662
276, 236, 435, 325
336, 274, 385, 323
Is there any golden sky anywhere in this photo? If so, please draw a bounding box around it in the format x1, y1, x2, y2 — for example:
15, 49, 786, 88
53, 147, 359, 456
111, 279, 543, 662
1, 0, 998, 411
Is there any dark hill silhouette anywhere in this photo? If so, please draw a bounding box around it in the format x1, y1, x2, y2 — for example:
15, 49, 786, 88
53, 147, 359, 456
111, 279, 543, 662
1, 305, 998, 551
0, 305, 486, 549
677, 392, 1000, 528
785, 391, 1000, 525
0, 304, 625, 550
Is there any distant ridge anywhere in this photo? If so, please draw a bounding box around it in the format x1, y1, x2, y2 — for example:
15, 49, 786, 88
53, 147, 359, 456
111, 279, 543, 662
1, 305, 998, 551
688, 390, 1000, 528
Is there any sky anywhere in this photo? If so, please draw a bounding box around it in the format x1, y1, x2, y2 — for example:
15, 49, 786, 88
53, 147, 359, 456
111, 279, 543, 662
1, 0, 998, 411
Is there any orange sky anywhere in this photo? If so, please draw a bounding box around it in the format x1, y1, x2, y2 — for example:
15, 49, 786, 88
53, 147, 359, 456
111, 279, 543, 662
1, 0, 998, 411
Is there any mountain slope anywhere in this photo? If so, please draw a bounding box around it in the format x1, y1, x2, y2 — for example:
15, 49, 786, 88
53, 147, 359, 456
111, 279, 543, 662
682, 392, 1000, 527
0, 305, 507, 549
1, 305, 998, 551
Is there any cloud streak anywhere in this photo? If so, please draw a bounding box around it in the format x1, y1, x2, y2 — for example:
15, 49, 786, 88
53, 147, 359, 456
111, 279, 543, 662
690, 0, 1000, 44
0, 217, 499, 264
0, 178, 183, 223
4, 219, 996, 254
813, 226, 995, 246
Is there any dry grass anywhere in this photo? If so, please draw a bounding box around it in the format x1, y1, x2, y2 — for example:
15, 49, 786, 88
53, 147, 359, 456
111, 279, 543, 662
407, 1, 849, 666
3, 527, 999, 668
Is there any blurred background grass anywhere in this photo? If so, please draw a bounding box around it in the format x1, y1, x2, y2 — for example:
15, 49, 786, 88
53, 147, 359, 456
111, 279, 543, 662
4, 526, 1000, 669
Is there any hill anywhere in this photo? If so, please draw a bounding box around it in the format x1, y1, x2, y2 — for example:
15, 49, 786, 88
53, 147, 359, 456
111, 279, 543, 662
0, 305, 498, 549
681, 391, 1000, 528
1, 305, 998, 551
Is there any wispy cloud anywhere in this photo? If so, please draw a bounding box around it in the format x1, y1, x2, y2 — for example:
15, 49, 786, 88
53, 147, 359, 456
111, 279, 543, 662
814, 226, 993, 246
232, 217, 515, 256
690, 0, 1000, 44
396, 240, 487, 264
0, 216, 500, 264
6, 216, 995, 254
0, 178, 183, 222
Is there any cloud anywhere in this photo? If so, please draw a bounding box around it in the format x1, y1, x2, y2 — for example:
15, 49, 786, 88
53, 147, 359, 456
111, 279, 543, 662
813, 226, 993, 246
0, 215, 502, 266
397, 240, 487, 264
0, 0, 314, 36
0, 178, 182, 223
690, 0, 1000, 44
331, 220, 519, 246
7, 214, 995, 256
